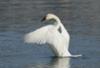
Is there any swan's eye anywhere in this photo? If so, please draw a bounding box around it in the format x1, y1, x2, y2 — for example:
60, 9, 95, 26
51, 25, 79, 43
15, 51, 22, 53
58, 26, 62, 33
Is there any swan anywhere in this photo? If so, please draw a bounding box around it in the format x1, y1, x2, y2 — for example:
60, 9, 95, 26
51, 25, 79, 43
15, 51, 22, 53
24, 13, 82, 57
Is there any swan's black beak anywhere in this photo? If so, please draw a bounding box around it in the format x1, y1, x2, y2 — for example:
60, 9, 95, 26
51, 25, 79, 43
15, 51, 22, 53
41, 16, 46, 22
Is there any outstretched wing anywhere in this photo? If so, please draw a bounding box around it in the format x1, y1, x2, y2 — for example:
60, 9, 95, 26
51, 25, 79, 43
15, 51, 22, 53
24, 25, 55, 44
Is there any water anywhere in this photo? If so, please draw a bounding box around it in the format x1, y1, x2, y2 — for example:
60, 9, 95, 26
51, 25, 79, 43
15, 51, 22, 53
0, 0, 100, 68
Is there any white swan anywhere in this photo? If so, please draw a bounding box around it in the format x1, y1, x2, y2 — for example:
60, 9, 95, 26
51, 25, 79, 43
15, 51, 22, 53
24, 13, 82, 57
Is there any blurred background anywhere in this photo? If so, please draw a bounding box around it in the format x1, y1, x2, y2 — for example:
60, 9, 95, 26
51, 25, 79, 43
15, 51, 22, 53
0, 0, 100, 68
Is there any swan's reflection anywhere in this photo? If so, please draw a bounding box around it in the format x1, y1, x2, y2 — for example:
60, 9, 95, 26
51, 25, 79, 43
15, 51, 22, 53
26, 57, 70, 68
50, 58, 70, 68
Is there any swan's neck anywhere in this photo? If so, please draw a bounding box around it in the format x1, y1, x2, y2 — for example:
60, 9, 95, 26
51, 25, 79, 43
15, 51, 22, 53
53, 17, 69, 36
54, 19, 66, 35
54, 17, 70, 42
53, 17, 62, 29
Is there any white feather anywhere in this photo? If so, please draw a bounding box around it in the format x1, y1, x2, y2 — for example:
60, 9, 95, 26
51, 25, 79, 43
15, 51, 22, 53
24, 25, 55, 44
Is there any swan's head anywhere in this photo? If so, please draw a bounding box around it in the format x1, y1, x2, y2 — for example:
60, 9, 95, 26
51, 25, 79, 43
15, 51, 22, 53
41, 13, 60, 22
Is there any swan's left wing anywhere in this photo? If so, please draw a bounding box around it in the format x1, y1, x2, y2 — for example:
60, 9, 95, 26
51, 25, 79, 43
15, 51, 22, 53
24, 25, 54, 44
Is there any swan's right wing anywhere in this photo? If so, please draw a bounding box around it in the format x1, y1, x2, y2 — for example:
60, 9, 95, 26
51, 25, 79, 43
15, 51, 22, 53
24, 25, 54, 44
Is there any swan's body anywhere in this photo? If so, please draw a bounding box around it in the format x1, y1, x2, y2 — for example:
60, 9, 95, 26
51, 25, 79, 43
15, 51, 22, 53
24, 13, 81, 57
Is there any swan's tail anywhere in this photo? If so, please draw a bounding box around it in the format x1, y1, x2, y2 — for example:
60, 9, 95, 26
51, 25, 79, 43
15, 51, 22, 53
56, 54, 82, 58
69, 54, 82, 58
